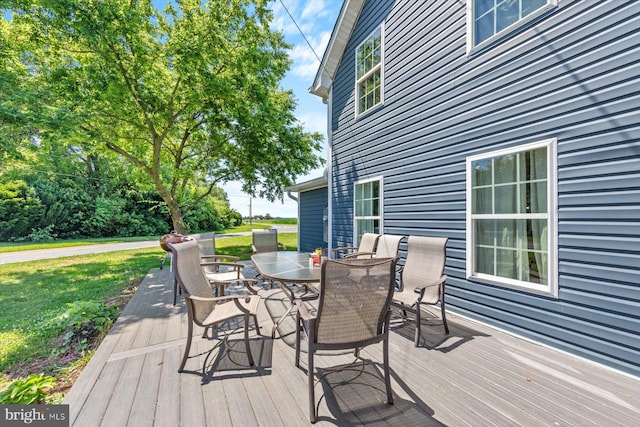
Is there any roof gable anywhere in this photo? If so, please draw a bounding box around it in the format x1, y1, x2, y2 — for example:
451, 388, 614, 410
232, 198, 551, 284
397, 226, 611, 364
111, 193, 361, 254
309, 0, 365, 102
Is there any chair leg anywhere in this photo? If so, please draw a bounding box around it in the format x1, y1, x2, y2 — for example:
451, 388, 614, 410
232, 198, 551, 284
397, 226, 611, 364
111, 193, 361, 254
295, 313, 301, 368
383, 335, 393, 405
414, 304, 421, 347
441, 301, 449, 334
308, 343, 316, 423
244, 314, 254, 366
253, 314, 261, 335
179, 317, 193, 372
172, 278, 178, 306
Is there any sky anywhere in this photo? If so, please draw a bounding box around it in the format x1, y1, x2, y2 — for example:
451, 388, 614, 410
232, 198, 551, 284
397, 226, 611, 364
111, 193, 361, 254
223, 0, 342, 218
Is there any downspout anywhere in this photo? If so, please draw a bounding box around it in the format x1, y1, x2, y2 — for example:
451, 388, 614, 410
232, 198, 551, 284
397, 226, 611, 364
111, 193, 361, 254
327, 86, 333, 258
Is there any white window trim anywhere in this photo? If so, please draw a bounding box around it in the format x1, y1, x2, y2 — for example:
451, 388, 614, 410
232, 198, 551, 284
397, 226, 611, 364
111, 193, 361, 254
353, 175, 384, 247
466, 0, 558, 54
465, 138, 558, 297
355, 25, 385, 118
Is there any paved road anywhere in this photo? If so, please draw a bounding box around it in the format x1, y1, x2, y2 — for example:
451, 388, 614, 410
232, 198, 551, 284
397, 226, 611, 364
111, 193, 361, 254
0, 225, 297, 265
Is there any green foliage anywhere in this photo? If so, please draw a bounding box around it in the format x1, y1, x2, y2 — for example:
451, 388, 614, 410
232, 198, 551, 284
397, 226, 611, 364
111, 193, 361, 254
1, 0, 324, 233
0, 373, 56, 404
0, 180, 44, 240
47, 300, 118, 353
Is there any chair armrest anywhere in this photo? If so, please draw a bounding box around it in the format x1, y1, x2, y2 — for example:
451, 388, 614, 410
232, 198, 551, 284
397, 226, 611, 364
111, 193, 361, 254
251, 244, 258, 254
295, 299, 315, 321
201, 261, 244, 270
332, 246, 358, 258
343, 251, 375, 259
201, 254, 240, 262
413, 275, 448, 297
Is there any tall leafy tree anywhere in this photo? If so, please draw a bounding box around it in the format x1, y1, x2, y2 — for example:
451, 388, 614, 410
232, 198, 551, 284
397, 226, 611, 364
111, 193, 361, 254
2, 0, 323, 233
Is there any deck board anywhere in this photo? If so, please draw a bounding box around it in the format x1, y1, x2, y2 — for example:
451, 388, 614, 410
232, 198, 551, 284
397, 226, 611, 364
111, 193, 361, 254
63, 265, 640, 426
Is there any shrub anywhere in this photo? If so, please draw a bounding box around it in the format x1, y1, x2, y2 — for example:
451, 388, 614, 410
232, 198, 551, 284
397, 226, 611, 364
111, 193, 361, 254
47, 300, 118, 353
0, 374, 56, 404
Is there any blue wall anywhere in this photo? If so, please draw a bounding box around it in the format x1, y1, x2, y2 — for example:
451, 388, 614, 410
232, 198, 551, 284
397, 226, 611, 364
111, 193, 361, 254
328, 0, 640, 376
298, 187, 328, 253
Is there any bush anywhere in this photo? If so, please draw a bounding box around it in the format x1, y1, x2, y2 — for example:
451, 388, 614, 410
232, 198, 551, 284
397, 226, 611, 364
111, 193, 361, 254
0, 374, 56, 404
47, 300, 118, 353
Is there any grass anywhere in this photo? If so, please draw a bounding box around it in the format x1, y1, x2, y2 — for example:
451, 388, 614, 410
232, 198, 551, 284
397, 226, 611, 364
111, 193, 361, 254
215, 232, 297, 259
0, 236, 160, 253
0, 221, 296, 252
0, 230, 297, 402
0, 247, 162, 373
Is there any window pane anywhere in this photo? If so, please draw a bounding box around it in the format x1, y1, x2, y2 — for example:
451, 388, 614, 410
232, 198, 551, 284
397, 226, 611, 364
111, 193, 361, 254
520, 181, 547, 213
475, 219, 496, 247
496, 219, 517, 249
475, 0, 494, 17
476, 245, 495, 275
520, 147, 547, 180
475, 11, 494, 44
495, 184, 517, 214
473, 187, 493, 214
496, 0, 519, 32
472, 158, 493, 186
494, 153, 517, 184
497, 248, 518, 279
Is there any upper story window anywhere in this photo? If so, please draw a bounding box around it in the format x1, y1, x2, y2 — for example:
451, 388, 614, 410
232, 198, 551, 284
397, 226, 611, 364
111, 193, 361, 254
466, 139, 557, 296
355, 26, 383, 116
354, 177, 382, 244
470, 0, 555, 48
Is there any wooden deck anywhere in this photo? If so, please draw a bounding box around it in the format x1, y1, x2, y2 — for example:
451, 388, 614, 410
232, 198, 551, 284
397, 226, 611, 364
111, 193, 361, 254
63, 265, 639, 426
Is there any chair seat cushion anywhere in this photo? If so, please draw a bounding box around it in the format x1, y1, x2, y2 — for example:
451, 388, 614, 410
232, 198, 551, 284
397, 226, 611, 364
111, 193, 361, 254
203, 295, 260, 325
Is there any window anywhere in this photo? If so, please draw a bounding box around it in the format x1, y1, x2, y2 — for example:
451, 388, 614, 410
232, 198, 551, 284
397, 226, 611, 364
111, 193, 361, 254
466, 139, 557, 295
355, 26, 383, 116
354, 177, 382, 244
470, 0, 555, 47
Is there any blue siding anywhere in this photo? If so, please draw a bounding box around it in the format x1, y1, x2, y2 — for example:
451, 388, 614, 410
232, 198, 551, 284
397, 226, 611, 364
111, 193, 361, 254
298, 188, 327, 253
329, 0, 640, 376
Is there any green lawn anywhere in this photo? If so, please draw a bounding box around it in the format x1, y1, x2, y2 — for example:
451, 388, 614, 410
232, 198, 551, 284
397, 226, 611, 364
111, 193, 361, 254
0, 231, 297, 398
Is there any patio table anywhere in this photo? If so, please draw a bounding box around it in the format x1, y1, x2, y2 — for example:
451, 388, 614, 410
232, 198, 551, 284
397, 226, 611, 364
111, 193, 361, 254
251, 251, 322, 337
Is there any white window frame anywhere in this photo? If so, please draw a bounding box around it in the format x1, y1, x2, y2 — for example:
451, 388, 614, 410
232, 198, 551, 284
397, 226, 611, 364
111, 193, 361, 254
466, 0, 557, 53
355, 25, 384, 118
465, 138, 558, 297
354, 176, 383, 246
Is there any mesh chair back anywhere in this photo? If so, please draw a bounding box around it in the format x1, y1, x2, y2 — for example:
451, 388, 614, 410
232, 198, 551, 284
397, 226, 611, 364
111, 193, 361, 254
355, 233, 380, 259
375, 234, 404, 258
168, 239, 216, 323
402, 236, 448, 303
252, 229, 279, 253
315, 258, 397, 344
197, 233, 216, 256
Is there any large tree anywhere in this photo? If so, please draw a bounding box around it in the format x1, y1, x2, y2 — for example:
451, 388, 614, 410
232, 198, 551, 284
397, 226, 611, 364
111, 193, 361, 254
2, 0, 323, 233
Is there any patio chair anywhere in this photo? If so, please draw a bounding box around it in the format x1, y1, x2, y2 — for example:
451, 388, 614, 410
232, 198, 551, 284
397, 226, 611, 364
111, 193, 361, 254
195, 234, 257, 296
391, 235, 449, 347
332, 232, 380, 259
251, 229, 287, 254
168, 239, 261, 372
295, 257, 398, 423
251, 229, 286, 287
344, 234, 404, 260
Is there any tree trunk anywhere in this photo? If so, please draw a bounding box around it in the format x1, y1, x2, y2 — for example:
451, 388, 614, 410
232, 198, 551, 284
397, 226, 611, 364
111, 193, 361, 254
166, 197, 189, 235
